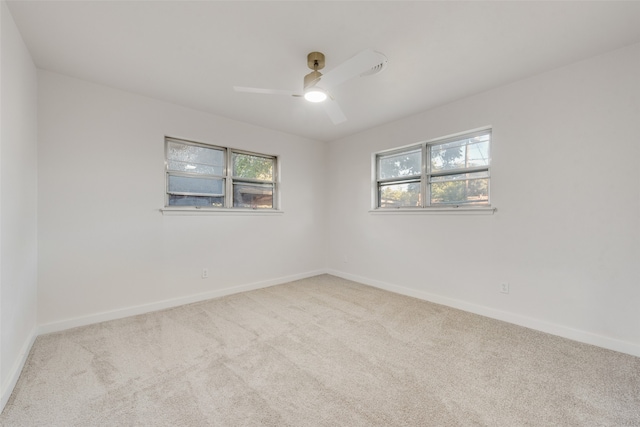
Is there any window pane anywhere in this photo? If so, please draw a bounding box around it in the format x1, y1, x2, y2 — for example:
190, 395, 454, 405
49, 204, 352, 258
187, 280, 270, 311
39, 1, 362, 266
430, 134, 490, 172
167, 141, 224, 175
378, 149, 421, 179
431, 178, 489, 205
379, 182, 421, 208
168, 175, 224, 196
168, 195, 223, 207
233, 183, 274, 208
167, 160, 223, 175
233, 153, 274, 181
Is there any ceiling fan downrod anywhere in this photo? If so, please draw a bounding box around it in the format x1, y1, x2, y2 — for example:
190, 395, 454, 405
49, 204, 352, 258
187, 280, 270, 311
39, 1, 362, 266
304, 52, 325, 89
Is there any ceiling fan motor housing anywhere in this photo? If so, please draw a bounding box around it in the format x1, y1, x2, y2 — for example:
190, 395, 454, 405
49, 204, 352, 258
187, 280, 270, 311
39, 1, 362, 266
304, 70, 322, 89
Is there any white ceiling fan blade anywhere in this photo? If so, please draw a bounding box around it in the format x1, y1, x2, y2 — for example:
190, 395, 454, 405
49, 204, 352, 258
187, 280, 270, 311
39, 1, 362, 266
234, 86, 300, 96
322, 98, 347, 124
316, 49, 387, 90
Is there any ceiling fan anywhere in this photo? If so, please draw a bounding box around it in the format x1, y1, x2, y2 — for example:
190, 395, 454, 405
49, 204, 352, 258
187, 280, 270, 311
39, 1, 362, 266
234, 49, 388, 124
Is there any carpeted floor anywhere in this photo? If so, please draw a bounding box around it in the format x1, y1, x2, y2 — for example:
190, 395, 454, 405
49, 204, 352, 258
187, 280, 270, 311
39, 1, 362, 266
1, 274, 639, 426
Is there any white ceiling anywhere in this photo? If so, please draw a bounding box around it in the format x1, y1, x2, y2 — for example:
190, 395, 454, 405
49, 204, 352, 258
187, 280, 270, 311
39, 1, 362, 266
7, 1, 640, 142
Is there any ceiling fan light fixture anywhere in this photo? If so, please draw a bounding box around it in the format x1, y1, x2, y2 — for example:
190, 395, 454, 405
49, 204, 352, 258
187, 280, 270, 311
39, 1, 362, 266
304, 87, 327, 103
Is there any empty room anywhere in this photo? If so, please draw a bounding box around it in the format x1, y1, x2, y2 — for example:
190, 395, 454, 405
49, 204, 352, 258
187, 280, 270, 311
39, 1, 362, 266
1, 1, 639, 425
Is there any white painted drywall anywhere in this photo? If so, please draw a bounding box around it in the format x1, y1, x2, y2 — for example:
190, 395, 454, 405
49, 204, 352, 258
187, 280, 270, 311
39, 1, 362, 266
37, 71, 327, 327
327, 43, 640, 355
0, 0, 39, 405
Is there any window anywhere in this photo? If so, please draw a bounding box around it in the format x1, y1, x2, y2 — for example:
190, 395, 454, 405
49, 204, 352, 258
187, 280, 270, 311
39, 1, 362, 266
165, 137, 277, 209
374, 129, 491, 209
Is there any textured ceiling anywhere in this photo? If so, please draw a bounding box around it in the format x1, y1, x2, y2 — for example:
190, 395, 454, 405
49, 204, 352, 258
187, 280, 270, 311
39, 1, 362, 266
7, 1, 640, 141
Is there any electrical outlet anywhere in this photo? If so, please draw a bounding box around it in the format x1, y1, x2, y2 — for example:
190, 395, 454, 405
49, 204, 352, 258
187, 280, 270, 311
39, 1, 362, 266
500, 282, 509, 294
202, 268, 209, 279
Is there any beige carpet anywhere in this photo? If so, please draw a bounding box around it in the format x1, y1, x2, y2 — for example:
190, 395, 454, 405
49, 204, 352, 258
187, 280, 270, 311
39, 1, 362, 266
1, 274, 639, 426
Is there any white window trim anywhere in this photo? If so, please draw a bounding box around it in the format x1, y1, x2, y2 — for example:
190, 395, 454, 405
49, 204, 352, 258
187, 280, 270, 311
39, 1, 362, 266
160, 207, 284, 216
371, 127, 494, 214
369, 206, 496, 215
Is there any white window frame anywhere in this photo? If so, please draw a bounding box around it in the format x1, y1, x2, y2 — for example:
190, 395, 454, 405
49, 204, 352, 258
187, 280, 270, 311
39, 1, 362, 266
372, 128, 494, 214
163, 137, 280, 213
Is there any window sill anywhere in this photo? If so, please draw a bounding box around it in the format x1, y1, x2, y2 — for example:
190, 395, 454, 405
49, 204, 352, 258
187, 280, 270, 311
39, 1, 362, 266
369, 206, 496, 215
160, 207, 284, 216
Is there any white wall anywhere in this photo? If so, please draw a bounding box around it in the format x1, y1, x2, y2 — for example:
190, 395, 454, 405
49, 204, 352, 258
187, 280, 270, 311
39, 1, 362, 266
37, 71, 327, 329
0, 0, 39, 408
327, 43, 640, 356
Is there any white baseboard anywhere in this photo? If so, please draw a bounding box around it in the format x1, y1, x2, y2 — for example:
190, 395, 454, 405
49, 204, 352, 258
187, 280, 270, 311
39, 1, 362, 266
38, 269, 326, 335
327, 269, 640, 358
1, 327, 38, 412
